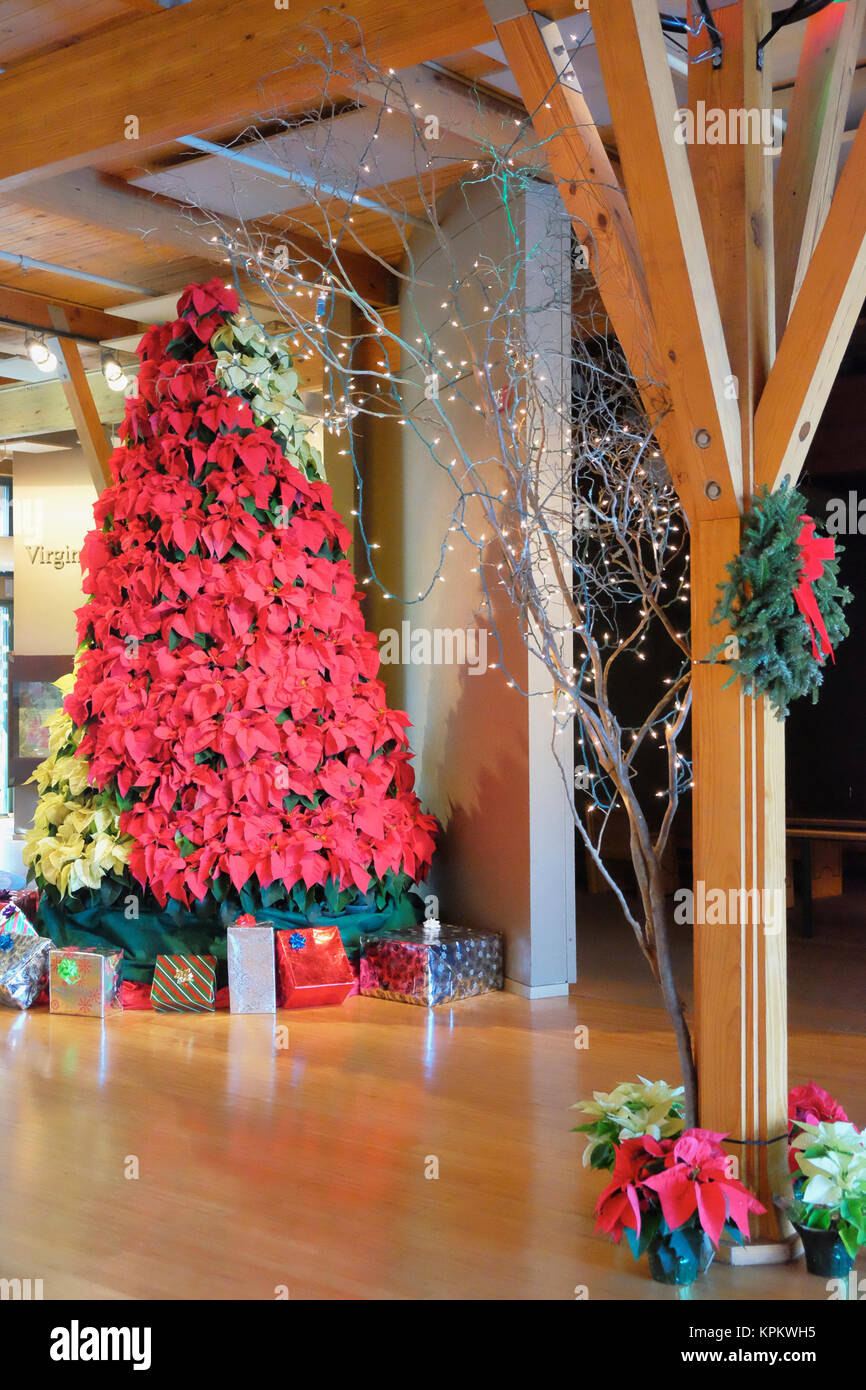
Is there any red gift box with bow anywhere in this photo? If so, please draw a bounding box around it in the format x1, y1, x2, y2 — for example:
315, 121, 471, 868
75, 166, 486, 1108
275, 926, 355, 1008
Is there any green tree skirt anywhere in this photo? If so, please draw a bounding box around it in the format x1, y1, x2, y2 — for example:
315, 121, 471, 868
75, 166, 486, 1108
37, 891, 423, 984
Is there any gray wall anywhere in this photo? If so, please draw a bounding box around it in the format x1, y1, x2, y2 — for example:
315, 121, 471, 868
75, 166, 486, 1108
362, 180, 575, 993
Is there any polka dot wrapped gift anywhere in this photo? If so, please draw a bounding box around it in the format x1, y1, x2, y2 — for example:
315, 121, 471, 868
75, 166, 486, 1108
359, 920, 504, 1006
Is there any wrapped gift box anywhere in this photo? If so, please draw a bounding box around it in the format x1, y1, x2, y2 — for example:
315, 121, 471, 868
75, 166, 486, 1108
0, 888, 39, 926
151, 954, 217, 1013
0, 931, 52, 1009
49, 947, 123, 1018
227, 917, 276, 1014
359, 921, 504, 1006
0, 902, 38, 938
275, 926, 355, 1008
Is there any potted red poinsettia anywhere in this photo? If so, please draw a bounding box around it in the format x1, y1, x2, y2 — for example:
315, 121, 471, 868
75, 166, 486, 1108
787, 1082, 849, 1169
595, 1128, 766, 1285
778, 1083, 866, 1277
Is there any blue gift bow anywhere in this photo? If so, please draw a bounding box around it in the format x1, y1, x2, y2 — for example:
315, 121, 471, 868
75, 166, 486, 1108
288, 931, 306, 950
0, 933, 14, 951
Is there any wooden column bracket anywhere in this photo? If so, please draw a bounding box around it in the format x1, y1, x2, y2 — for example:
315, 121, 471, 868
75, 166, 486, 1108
756, 107, 866, 493
774, 0, 866, 339
48, 306, 113, 492
590, 0, 744, 519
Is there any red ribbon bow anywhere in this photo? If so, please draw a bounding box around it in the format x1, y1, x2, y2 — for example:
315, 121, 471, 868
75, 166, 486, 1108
793, 516, 835, 663
235, 913, 257, 928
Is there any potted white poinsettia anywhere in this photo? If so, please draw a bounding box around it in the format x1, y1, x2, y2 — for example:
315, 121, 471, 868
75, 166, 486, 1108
572, 1076, 685, 1171
783, 1120, 866, 1277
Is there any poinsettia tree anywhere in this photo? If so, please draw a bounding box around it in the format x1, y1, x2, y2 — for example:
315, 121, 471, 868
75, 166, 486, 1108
26, 279, 437, 935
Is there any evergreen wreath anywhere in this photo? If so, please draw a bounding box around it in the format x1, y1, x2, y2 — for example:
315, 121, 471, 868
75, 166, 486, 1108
711, 481, 852, 719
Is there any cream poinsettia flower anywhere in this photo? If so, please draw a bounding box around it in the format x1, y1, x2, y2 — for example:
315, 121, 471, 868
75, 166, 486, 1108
51, 754, 92, 797
572, 1075, 686, 1167
68, 850, 104, 895
25, 665, 133, 895
575, 1076, 685, 1137
26, 685, 134, 895
792, 1126, 866, 1208
211, 314, 325, 480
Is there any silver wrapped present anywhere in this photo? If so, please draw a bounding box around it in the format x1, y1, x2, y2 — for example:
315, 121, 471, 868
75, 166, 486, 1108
227, 918, 276, 1014
359, 919, 504, 1006
0, 931, 52, 1009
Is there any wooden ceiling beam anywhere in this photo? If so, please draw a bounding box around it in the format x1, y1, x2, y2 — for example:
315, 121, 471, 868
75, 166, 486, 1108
0, 357, 323, 440
590, 0, 743, 520
756, 108, 866, 493
0, 284, 146, 345
16, 169, 399, 310
353, 62, 533, 159
0, 0, 493, 192
774, 0, 866, 341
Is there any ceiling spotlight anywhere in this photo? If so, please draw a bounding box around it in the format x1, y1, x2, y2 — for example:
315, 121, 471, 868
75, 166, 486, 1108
25, 332, 57, 373
101, 351, 129, 392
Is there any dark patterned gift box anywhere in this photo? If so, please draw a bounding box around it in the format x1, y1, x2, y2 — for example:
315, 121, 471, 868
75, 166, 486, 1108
0, 931, 52, 1009
151, 954, 217, 1012
359, 921, 504, 1006
49, 946, 123, 1018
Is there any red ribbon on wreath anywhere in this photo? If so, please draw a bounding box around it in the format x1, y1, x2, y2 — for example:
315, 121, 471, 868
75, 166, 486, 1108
793, 516, 836, 663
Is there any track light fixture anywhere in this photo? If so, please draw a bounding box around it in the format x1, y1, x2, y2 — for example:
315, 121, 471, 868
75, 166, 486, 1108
101, 350, 129, 393
24, 332, 57, 373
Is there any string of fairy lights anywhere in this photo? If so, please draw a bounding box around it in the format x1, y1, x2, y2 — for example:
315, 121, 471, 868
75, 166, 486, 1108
148, 49, 695, 828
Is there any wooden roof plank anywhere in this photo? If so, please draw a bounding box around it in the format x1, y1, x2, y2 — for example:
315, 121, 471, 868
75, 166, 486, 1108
0, 283, 146, 342
15, 169, 398, 308
0, 0, 493, 191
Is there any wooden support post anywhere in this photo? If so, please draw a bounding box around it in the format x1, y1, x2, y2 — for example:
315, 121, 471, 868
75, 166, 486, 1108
691, 519, 791, 1253
687, 3, 792, 1255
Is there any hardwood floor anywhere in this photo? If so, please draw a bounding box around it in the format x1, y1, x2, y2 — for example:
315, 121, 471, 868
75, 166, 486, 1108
0, 989, 862, 1300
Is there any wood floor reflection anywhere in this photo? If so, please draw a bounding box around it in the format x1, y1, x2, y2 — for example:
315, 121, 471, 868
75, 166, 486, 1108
0, 991, 862, 1299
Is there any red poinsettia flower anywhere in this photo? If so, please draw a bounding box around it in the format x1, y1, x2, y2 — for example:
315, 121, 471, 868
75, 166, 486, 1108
57, 281, 439, 911
788, 1083, 849, 1172
594, 1135, 669, 1243
176, 278, 239, 341
642, 1130, 765, 1247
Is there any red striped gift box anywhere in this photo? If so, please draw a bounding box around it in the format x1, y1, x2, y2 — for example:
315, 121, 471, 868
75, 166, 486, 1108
150, 954, 217, 1013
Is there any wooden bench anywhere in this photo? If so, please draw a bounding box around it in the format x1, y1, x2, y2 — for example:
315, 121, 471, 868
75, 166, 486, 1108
786, 818, 866, 938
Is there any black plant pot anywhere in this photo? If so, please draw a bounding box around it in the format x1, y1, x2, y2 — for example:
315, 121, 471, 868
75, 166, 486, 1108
793, 1223, 855, 1278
